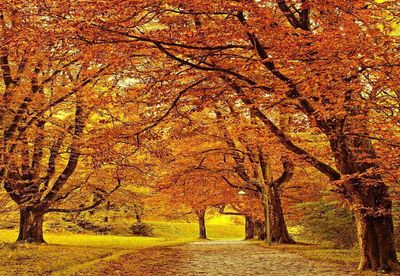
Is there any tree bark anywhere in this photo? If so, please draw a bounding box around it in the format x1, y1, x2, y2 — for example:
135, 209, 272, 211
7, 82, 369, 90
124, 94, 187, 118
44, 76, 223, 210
270, 184, 295, 244
259, 185, 271, 245
354, 208, 398, 271
17, 208, 46, 243
245, 216, 255, 240
196, 210, 207, 239
254, 220, 266, 240
330, 129, 400, 271
346, 179, 399, 272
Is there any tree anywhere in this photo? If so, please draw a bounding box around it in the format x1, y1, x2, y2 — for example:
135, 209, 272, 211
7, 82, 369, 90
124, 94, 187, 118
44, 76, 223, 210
155, 116, 239, 239
88, 0, 400, 271
3, 1, 400, 271
0, 2, 139, 242
216, 107, 295, 244
160, 169, 238, 239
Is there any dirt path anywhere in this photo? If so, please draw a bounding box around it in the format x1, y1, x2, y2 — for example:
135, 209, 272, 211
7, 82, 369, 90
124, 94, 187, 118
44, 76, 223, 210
75, 240, 359, 275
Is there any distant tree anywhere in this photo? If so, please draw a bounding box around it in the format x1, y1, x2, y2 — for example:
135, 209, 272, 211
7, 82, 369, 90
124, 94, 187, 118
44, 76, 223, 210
216, 107, 295, 244
160, 169, 237, 239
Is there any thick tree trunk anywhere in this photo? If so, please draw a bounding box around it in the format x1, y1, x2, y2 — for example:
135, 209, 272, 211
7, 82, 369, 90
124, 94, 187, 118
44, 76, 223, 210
245, 216, 255, 240
355, 210, 399, 271
348, 181, 400, 272
135, 212, 143, 224
329, 126, 400, 272
17, 208, 45, 243
196, 210, 207, 239
270, 185, 295, 244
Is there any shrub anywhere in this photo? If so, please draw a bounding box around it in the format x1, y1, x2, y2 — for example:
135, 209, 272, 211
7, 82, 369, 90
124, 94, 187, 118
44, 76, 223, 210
75, 219, 111, 234
296, 200, 357, 249
130, 222, 153, 236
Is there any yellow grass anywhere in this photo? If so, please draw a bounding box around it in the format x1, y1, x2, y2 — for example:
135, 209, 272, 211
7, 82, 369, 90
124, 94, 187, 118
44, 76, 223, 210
149, 219, 244, 240
0, 218, 244, 275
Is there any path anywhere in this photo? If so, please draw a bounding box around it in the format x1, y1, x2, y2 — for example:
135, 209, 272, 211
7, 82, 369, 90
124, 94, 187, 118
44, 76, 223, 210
74, 240, 358, 275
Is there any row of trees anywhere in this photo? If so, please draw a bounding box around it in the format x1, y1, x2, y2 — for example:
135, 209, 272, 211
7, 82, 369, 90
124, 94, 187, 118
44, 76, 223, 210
1, 0, 399, 272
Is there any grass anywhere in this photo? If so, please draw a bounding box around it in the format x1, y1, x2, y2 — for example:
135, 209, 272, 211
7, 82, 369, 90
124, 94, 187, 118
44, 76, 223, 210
265, 243, 399, 275
1, 242, 115, 275
272, 226, 361, 269
0, 218, 244, 275
264, 243, 359, 267
0, 229, 194, 275
149, 219, 244, 240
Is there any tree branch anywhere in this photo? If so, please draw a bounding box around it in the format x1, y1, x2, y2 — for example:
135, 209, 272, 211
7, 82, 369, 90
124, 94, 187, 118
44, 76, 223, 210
227, 81, 341, 181
47, 176, 122, 213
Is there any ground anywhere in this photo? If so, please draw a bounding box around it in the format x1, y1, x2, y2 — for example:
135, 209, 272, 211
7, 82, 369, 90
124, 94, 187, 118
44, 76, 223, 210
0, 220, 244, 275
0, 221, 373, 275
73, 240, 359, 276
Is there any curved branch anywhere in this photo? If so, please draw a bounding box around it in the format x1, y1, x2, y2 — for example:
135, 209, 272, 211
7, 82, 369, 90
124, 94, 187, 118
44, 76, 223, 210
276, 0, 310, 31
154, 42, 271, 92
227, 81, 341, 181
272, 158, 295, 188
47, 176, 122, 213
221, 176, 258, 192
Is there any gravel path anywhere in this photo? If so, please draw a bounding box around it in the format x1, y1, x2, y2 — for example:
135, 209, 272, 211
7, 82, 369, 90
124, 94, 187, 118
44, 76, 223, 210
78, 240, 359, 275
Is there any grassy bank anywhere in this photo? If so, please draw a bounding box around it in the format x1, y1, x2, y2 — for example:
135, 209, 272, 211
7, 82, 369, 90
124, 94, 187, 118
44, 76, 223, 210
0, 229, 193, 275
266, 243, 359, 267
0, 218, 244, 275
149, 219, 244, 240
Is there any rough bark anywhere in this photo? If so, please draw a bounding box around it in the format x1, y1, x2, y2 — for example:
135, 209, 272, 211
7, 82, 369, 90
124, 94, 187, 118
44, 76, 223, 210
259, 151, 295, 244
245, 216, 255, 240
347, 178, 399, 271
259, 185, 272, 245
270, 184, 295, 244
355, 207, 399, 271
254, 220, 266, 240
196, 210, 207, 239
17, 208, 46, 243
330, 126, 400, 272
333, 171, 398, 272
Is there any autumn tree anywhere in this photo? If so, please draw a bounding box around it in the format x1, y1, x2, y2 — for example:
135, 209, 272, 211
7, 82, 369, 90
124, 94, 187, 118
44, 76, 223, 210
0, 2, 140, 242
153, 109, 240, 239
3, 1, 400, 271
83, 0, 400, 271
214, 104, 295, 244
161, 170, 237, 239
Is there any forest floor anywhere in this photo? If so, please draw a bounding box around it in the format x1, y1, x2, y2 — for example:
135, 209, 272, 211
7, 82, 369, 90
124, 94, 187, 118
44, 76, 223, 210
0, 229, 194, 275
71, 240, 364, 276
0, 220, 244, 275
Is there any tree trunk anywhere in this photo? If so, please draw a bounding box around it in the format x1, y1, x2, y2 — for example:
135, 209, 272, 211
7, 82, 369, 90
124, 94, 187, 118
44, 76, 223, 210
355, 210, 399, 271
135, 214, 142, 224
259, 185, 271, 245
245, 216, 255, 240
329, 124, 400, 272
17, 208, 45, 243
196, 210, 207, 239
270, 185, 295, 244
348, 180, 399, 272
254, 220, 266, 240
